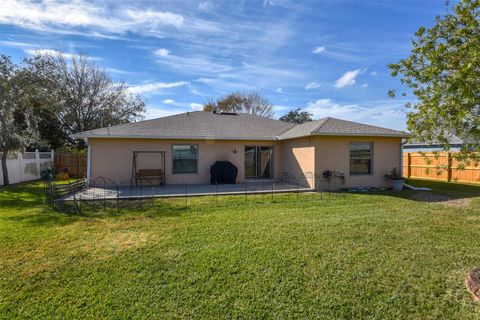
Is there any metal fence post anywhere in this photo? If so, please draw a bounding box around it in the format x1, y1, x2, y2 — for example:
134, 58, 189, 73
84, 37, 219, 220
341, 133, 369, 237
271, 180, 274, 202
244, 183, 247, 204
184, 183, 187, 208
116, 184, 120, 213
215, 183, 218, 207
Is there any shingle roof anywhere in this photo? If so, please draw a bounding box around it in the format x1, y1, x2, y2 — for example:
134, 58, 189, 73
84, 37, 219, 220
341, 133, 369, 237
405, 134, 471, 146
71, 112, 407, 141
278, 117, 406, 139
71, 111, 295, 141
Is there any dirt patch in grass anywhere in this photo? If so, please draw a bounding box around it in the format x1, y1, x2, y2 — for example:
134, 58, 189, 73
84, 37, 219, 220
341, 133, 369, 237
411, 193, 472, 207
81, 231, 152, 257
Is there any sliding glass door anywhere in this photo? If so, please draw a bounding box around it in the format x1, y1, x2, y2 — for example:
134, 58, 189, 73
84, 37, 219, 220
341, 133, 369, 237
244, 146, 274, 179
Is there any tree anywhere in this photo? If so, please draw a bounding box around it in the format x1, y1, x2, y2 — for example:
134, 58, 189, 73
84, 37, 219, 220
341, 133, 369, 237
388, 0, 479, 162
0, 55, 39, 185
203, 91, 275, 118
279, 108, 313, 124
29, 52, 146, 148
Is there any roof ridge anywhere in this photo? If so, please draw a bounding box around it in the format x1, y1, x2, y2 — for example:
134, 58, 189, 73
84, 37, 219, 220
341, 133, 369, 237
311, 117, 331, 134
80, 111, 197, 135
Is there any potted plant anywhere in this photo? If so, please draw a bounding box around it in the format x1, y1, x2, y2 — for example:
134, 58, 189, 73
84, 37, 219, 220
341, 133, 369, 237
385, 167, 404, 191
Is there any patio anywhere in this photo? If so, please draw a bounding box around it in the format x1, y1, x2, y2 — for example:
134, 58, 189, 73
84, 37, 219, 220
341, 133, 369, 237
61, 181, 314, 201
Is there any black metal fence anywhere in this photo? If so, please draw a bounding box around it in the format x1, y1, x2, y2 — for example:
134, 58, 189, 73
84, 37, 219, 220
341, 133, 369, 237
44, 171, 347, 214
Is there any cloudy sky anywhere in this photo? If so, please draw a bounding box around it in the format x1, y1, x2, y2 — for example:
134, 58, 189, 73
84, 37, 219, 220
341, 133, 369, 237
0, 0, 450, 130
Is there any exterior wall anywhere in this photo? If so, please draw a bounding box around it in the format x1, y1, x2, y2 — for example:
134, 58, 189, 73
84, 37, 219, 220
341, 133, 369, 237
88, 136, 402, 188
280, 137, 315, 188
89, 138, 281, 184
312, 136, 402, 188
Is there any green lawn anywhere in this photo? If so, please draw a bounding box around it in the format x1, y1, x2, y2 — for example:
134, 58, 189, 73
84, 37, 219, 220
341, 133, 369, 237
0, 180, 479, 319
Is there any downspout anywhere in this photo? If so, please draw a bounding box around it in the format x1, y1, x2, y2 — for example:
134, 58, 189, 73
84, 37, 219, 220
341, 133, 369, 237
85, 138, 91, 184
400, 138, 408, 177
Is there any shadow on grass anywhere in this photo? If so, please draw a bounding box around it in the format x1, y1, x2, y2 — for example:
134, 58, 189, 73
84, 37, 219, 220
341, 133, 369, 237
349, 179, 480, 205
3, 207, 87, 227
2, 179, 478, 230
0, 181, 46, 208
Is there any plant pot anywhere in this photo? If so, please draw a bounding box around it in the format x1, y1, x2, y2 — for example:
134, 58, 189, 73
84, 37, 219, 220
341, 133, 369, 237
391, 179, 404, 191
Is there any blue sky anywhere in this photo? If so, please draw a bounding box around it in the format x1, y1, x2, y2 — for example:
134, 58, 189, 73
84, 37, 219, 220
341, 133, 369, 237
0, 0, 451, 130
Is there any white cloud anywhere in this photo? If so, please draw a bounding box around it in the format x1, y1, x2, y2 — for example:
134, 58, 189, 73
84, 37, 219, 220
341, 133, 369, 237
160, 99, 203, 110
198, 2, 211, 11
334, 69, 361, 88
305, 82, 321, 90
123, 9, 184, 28
304, 98, 406, 130
312, 46, 325, 54
189, 103, 203, 110
370, 71, 379, 76
144, 107, 180, 119
0, 0, 221, 39
276, 87, 285, 94
155, 48, 170, 57
24, 48, 101, 60
263, 0, 275, 7
362, 83, 368, 88
162, 99, 176, 104
0, 40, 35, 48
155, 50, 232, 74
195, 77, 218, 84
127, 81, 189, 95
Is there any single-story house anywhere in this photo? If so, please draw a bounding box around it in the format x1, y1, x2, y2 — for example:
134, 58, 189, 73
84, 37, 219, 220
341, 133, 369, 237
403, 134, 470, 152
71, 111, 407, 189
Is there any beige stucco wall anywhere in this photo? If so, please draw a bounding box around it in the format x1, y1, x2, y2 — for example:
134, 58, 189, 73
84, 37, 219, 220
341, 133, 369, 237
280, 137, 316, 188
88, 136, 401, 188
89, 138, 282, 184
311, 136, 402, 188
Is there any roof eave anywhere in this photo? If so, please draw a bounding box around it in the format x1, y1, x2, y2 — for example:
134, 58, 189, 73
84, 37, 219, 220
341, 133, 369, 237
279, 132, 408, 140
69, 134, 280, 141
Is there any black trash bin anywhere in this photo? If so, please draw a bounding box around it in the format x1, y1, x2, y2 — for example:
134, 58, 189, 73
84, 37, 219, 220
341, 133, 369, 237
210, 161, 238, 184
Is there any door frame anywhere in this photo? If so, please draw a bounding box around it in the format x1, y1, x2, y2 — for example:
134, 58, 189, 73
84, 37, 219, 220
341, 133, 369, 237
244, 145, 274, 180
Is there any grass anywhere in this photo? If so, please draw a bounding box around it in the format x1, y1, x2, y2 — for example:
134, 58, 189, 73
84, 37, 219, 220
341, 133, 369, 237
0, 179, 479, 319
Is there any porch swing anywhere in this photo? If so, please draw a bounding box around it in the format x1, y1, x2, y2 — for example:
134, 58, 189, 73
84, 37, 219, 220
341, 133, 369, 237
131, 151, 166, 186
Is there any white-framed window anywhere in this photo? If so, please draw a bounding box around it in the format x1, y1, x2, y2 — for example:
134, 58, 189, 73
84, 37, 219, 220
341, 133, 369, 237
350, 142, 373, 175
172, 144, 198, 174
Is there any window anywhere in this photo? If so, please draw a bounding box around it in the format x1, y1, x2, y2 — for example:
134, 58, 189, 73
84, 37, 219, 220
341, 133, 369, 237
350, 142, 373, 175
172, 145, 198, 174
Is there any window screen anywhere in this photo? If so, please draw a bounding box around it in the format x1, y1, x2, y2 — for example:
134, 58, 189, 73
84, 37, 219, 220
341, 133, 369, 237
350, 142, 372, 175
172, 145, 197, 174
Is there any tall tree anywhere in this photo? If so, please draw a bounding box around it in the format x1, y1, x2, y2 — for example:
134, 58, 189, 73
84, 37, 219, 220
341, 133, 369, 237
29, 52, 146, 148
279, 108, 313, 124
203, 91, 275, 118
0, 55, 39, 185
388, 0, 479, 161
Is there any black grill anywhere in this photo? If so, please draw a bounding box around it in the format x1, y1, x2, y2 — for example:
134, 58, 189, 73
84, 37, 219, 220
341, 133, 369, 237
210, 161, 238, 184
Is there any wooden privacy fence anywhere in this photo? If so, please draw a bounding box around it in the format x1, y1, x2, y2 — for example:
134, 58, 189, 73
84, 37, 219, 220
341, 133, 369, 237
54, 153, 87, 178
403, 152, 480, 184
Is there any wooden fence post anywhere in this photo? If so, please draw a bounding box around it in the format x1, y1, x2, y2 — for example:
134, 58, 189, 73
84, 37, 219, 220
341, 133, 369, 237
407, 153, 412, 178
447, 152, 452, 182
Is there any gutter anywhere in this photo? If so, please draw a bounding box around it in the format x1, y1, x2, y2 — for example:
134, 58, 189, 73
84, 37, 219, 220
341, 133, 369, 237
70, 132, 409, 141
400, 138, 408, 177
70, 134, 281, 141
85, 138, 91, 183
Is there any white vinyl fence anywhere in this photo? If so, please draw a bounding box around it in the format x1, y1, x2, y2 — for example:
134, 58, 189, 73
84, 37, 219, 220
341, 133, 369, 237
0, 150, 54, 186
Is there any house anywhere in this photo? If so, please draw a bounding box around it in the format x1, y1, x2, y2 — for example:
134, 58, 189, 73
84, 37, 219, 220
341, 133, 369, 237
403, 134, 469, 153
71, 111, 407, 189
